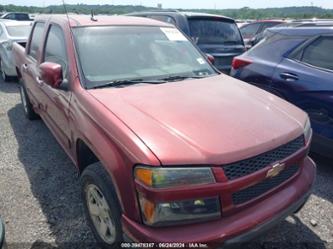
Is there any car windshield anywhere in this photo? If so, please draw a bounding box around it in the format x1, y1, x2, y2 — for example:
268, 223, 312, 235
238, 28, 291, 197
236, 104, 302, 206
73, 26, 217, 88
6, 25, 31, 37
188, 18, 243, 45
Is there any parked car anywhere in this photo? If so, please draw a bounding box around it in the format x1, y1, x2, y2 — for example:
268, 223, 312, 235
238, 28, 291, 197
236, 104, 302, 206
231, 27, 333, 157
13, 15, 315, 247
275, 20, 333, 28
240, 20, 284, 47
0, 218, 5, 249
0, 20, 32, 81
127, 11, 246, 73
1, 12, 32, 21
236, 19, 251, 28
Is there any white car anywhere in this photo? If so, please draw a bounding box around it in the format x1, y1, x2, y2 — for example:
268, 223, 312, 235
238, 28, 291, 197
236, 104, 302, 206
0, 20, 32, 81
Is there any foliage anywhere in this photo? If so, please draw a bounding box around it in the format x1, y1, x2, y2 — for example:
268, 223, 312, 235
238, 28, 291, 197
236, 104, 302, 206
1, 4, 333, 19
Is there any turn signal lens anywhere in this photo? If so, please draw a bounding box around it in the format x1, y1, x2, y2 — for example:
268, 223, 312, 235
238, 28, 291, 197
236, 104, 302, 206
135, 168, 153, 186
304, 117, 312, 143
141, 197, 155, 224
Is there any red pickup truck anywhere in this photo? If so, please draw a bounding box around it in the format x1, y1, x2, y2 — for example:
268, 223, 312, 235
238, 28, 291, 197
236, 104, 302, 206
13, 15, 315, 247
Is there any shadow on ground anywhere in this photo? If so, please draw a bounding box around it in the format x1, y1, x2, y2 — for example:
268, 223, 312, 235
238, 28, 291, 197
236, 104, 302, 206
7, 103, 97, 249
0, 81, 20, 94
310, 153, 333, 204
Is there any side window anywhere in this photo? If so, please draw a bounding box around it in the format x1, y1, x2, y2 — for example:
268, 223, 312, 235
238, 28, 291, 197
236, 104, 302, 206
3, 14, 14, 20
301, 37, 333, 71
28, 22, 45, 60
149, 15, 176, 25
240, 23, 261, 38
44, 25, 68, 79
0, 25, 3, 38
261, 22, 279, 30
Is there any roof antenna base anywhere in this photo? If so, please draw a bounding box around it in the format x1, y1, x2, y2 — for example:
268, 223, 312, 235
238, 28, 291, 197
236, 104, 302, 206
91, 10, 98, 22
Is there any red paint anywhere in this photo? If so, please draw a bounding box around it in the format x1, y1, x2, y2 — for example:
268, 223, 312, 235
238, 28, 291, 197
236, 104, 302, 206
13, 15, 316, 243
232, 57, 253, 70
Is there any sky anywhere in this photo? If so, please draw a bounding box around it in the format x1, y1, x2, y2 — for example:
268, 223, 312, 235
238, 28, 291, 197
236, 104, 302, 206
3, 0, 333, 9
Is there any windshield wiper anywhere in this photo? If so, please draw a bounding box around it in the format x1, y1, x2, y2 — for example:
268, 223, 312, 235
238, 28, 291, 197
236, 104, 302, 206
160, 75, 207, 82
91, 79, 166, 89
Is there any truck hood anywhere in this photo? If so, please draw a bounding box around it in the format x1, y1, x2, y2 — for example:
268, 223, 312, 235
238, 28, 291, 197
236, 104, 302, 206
88, 75, 306, 165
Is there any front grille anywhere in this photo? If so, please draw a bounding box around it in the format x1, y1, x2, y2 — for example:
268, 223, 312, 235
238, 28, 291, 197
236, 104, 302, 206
222, 136, 304, 180
232, 165, 299, 205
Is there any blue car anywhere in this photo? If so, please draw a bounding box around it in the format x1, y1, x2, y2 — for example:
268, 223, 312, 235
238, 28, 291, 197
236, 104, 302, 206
230, 27, 333, 156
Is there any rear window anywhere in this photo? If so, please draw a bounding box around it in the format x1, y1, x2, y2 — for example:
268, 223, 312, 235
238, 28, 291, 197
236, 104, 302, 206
6, 25, 31, 37
240, 23, 261, 38
302, 37, 333, 71
29, 22, 45, 59
247, 31, 306, 61
188, 18, 243, 45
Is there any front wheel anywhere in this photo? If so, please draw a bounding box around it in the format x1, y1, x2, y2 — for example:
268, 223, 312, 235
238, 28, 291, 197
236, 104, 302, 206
81, 162, 123, 248
19, 84, 39, 120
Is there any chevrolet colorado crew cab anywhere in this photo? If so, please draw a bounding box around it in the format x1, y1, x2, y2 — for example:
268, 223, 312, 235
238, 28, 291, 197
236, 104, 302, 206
13, 15, 315, 248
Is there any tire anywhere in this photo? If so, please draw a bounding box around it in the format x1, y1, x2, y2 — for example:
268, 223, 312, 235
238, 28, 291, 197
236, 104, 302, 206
81, 162, 123, 249
19, 83, 39, 120
0, 58, 10, 82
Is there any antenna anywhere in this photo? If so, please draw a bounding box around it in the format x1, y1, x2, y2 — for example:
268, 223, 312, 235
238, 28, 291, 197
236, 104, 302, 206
61, 0, 79, 86
62, 0, 71, 21
91, 10, 98, 22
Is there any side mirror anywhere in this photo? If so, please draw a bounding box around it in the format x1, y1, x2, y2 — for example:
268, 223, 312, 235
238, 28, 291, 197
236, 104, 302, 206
39, 62, 63, 88
206, 54, 215, 64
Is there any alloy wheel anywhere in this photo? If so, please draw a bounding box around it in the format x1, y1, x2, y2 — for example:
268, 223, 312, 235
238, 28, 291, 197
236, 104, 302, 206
86, 184, 116, 244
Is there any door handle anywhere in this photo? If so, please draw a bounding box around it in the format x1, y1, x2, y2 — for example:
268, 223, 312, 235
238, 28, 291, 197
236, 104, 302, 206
36, 76, 44, 85
280, 72, 299, 82
22, 64, 28, 72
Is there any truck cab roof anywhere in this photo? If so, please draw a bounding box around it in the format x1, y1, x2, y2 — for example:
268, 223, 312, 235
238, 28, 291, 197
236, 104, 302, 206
35, 14, 174, 28
128, 11, 235, 22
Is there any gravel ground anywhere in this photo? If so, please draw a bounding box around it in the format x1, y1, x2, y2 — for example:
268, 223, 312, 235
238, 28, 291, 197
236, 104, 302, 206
0, 79, 332, 249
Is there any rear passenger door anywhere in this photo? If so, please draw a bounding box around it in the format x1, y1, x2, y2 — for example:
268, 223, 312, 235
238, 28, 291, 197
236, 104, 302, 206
38, 24, 72, 150
271, 35, 333, 136
21, 22, 45, 110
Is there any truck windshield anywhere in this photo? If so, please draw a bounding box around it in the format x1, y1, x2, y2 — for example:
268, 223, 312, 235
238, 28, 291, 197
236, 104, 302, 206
6, 25, 31, 37
73, 26, 217, 88
188, 18, 243, 45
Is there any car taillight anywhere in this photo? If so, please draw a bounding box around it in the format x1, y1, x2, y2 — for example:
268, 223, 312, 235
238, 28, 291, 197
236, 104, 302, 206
232, 57, 252, 70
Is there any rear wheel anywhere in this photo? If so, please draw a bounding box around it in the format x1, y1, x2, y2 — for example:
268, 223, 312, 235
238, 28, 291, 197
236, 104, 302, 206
81, 162, 123, 248
0, 59, 10, 82
19, 83, 39, 120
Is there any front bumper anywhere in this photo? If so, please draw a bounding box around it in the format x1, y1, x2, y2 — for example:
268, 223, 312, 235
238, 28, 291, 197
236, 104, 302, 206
224, 183, 312, 245
122, 156, 316, 244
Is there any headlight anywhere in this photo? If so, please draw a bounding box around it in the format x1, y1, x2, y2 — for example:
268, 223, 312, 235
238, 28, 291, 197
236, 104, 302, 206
139, 195, 221, 226
135, 167, 220, 226
304, 117, 312, 142
2, 41, 13, 51
135, 167, 215, 189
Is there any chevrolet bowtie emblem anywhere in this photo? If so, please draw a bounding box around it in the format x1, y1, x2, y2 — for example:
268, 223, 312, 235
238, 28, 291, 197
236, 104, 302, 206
266, 163, 286, 178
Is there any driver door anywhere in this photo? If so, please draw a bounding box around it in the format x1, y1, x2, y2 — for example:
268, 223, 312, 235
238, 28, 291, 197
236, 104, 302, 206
38, 24, 72, 151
